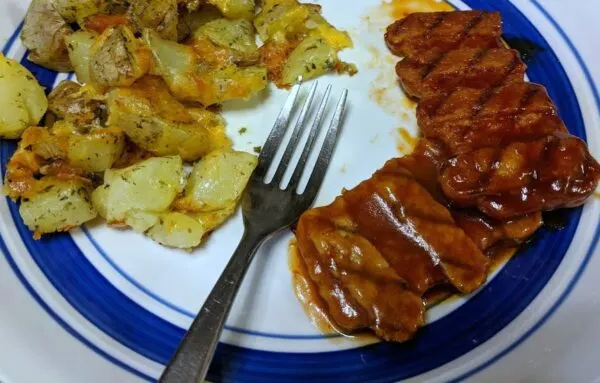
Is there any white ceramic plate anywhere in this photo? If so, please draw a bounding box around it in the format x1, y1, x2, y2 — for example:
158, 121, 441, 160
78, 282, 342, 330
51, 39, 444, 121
1, 1, 600, 382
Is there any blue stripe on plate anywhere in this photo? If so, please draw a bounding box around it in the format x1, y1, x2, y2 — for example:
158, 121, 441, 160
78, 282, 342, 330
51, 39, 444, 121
0, 0, 598, 381
1, 21, 22, 55
81, 226, 343, 339
0, 237, 155, 382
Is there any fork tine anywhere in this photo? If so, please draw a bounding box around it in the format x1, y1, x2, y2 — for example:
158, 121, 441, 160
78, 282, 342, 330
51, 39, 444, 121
253, 79, 302, 179
270, 80, 319, 185
287, 85, 332, 190
299, 89, 348, 197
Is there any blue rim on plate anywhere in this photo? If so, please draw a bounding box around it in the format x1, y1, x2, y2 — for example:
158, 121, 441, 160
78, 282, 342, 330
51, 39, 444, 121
1, 0, 599, 381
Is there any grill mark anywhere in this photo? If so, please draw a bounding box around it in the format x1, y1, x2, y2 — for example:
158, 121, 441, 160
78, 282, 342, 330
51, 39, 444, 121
499, 53, 523, 86
420, 12, 486, 79
423, 48, 489, 119
470, 52, 525, 119
470, 87, 495, 118
498, 79, 540, 147
519, 85, 542, 111
422, 13, 447, 41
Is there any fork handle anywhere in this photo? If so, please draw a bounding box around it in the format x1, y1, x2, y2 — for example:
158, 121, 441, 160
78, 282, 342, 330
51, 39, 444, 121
159, 229, 265, 383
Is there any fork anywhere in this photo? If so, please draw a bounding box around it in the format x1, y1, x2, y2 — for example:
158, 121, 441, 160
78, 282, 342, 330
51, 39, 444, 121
159, 80, 348, 383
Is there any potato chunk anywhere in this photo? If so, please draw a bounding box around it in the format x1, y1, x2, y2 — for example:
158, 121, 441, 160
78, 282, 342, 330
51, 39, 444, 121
194, 18, 259, 62
143, 29, 198, 94
208, 0, 255, 19
128, 0, 179, 40
21, 0, 74, 71
147, 212, 206, 249
106, 76, 230, 160
175, 149, 257, 212
89, 25, 151, 87
53, 0, 111, 26
19, 177, 97, 237
254, 0, 308, 42
254, 0, 354, 87
66, 126, 125, 173
65, 31, 98, 84
281, 35, 336, 85
144, 29, 267, 105
0, 54, 48, 139
91, 155, 186, 224
47, 80, 105, 126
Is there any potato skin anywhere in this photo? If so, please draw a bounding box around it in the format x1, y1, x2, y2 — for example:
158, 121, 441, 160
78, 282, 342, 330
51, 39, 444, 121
47, 80, 106, 126
128, 0, 179, 40
89, 26, 152, 87
53, 0, 111, 26
0, 54, 48, 139
21, 0, 74, 72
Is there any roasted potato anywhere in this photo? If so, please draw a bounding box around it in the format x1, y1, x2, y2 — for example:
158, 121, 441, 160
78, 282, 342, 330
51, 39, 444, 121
53, 0, 111, 26
182, 4, 222, 34
122, 210, 160, 233
143, 29, 198, 94
304, 5, 352, 51
147, 211, 206, 248
193, 18, 259, 63
0, 54, 48, 139
255, 0, 354, 87
22, 126, 69, 161
3, 134, 44, 200
281, 35, 335, 85
19, 177, 97, 237
260, 39, 299, 85
175, 149, 257, 212
193, 204, 236, 231
128, 0, 179, 40
48, 80, 106, 126
89, 25, 152, 87
65, 31, 98, 84
51, 122, 126, 173
254, 0, 308, 42
21, 0, 74, 71
106, 76, 230, 160
91, 155, 186, 224
194, 65, 268, 105
208, 0, 255, 19
10, 121, 124, 174
144, 29, 267, 105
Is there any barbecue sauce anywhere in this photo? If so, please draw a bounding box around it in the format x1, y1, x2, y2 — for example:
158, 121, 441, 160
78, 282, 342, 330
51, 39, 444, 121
290, 138, 535, 340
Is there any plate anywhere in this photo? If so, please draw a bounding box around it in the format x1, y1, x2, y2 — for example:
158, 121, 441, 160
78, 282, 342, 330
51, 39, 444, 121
1, 1, 600, 382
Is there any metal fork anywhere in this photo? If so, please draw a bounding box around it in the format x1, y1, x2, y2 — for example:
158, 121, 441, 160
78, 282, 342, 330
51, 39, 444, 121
159, 80, 348, 383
